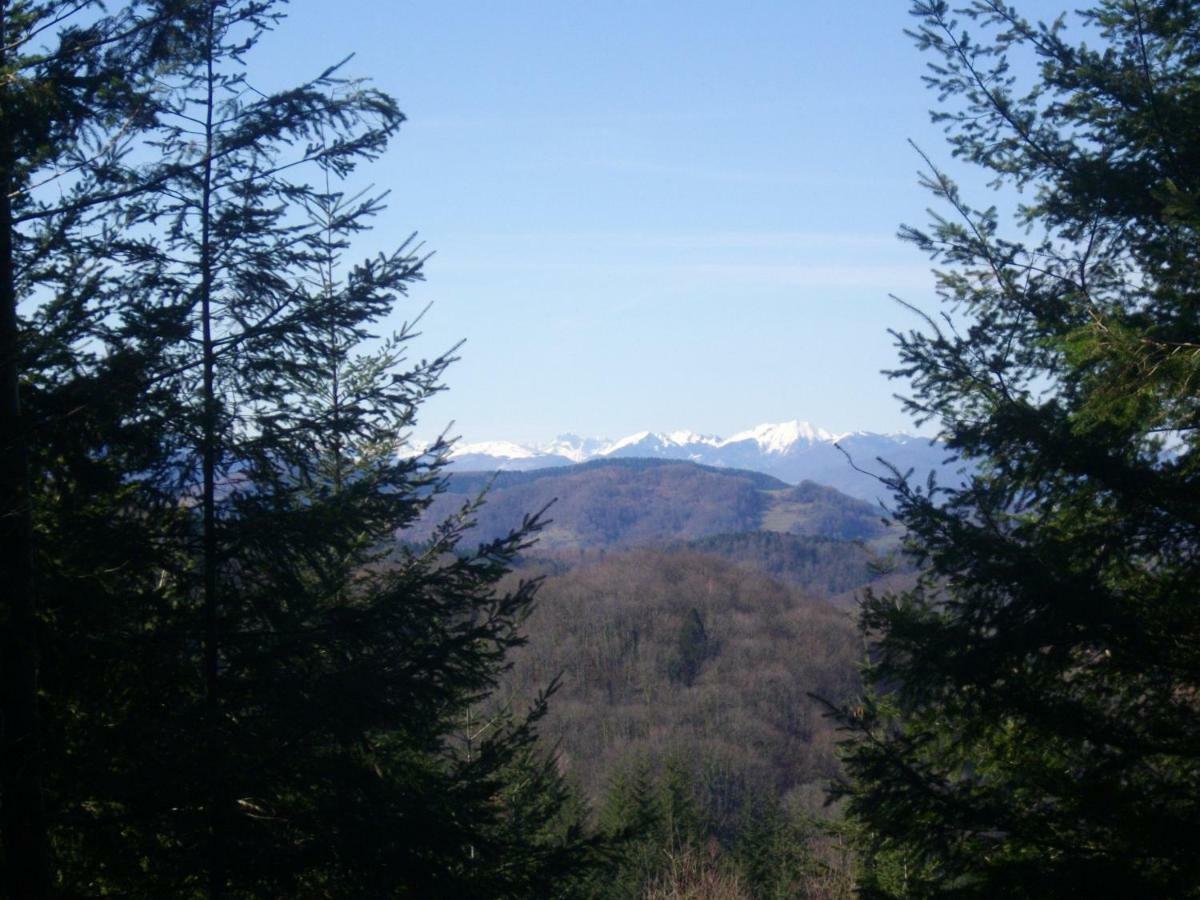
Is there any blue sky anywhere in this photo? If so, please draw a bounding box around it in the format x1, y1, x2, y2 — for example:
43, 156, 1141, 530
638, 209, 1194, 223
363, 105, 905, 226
259, 1, 1066, 444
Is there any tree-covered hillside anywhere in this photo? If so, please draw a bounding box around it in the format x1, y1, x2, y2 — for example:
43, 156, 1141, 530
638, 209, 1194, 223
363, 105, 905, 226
416, 459, 893, 551
505, 550, 861, 804
498, 549, 864, 897
680, 531, 911, 601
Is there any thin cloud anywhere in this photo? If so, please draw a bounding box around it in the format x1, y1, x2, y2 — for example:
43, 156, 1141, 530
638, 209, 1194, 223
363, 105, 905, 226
689, 262, 933, 290
440, 229, 905, 250
430, 257, 932, 291
582, 156, 901, 188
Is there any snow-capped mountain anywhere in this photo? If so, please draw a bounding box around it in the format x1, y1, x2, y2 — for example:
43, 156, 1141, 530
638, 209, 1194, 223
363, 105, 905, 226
436, 420, 961, 502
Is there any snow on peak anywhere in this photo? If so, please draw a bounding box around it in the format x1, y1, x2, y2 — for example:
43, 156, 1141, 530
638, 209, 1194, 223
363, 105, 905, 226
721, 420, 841, 454
440, 420, 864, 464
541, 433, 609, 463
452, 440, 539, 460
665, 430, 720, 447
600, 430, 654, 455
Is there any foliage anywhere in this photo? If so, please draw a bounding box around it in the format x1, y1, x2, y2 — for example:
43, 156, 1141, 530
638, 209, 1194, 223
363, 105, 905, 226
833, 2, 1200, 896
0, 2, 195, 893
591, 752, 856, 899
3, 0, 602, 894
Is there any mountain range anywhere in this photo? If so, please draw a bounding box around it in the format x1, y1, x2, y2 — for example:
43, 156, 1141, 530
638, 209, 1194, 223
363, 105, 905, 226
440, 420, 961, 502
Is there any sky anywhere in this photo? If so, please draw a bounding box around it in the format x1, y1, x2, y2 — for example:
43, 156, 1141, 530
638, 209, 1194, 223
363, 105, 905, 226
255, 1, 1068, 445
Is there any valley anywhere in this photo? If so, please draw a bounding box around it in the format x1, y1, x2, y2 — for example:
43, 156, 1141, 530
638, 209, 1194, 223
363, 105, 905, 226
422, 456, 919, 894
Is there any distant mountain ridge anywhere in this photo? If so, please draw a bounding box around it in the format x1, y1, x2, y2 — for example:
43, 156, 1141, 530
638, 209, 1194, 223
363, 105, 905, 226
416, 459, 890, 552
439, 419, 960, 502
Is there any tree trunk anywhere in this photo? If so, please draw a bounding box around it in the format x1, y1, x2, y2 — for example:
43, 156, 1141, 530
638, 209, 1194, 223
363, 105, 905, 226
199, 6, 224, 897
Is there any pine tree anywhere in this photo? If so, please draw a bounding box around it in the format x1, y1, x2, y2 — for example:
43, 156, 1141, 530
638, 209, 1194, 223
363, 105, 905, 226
667, 607, 710, 687
33, 1, 600, 893
833, 2, 1200, 896
5, 0, 601, 892
0, 2, 193, 893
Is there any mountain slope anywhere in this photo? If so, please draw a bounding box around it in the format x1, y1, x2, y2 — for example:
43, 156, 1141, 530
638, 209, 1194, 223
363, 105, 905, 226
413, 459, 892, 551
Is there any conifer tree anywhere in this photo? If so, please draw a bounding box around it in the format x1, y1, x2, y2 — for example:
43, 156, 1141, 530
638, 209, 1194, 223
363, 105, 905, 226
667, 608, 710, 687
6, 0, 601, 893
0, 2, 193, 893
54, 1, 600, 893
833, 2, 1200, 895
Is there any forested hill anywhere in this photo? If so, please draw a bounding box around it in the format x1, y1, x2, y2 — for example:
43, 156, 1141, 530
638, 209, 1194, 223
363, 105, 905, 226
415, 458, 892, 550
443, 456, 792, 493
426, 459, 908, 892
502, 549, 862, 813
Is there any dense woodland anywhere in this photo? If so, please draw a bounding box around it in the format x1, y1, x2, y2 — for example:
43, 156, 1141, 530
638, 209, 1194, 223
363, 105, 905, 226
506, 551, 860, 803
2, 0, 1198, 897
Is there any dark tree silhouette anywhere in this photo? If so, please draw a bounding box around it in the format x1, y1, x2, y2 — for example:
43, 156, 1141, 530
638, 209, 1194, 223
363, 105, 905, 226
833, 2, 1200, 896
